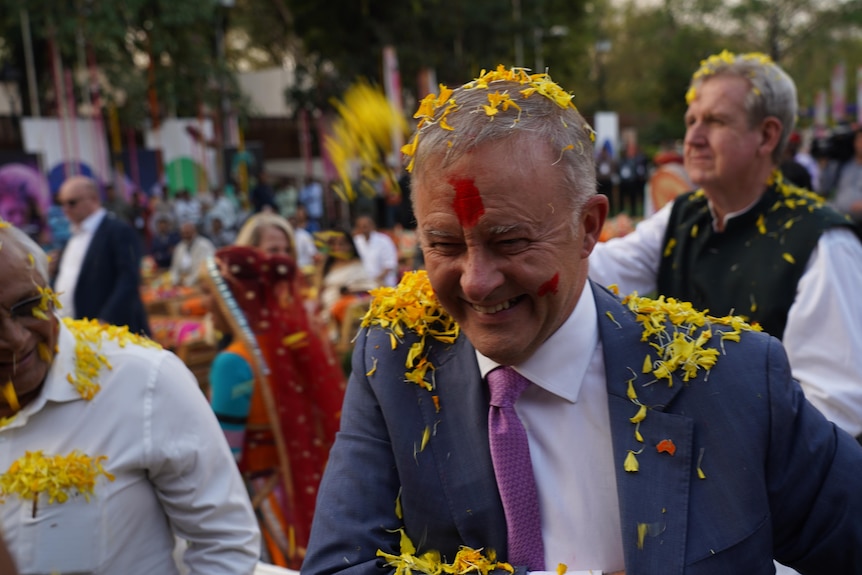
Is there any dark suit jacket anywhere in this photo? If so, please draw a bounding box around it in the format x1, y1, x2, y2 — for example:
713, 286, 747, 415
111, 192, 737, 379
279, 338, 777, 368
54, 214, 150, 335
304, 282, 862, 575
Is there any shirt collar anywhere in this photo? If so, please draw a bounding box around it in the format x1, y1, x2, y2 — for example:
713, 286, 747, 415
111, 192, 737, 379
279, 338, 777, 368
476, 282, 599, 403
73, 208, 106, 235
707, 186, 768, 232
1, 321, 85, 430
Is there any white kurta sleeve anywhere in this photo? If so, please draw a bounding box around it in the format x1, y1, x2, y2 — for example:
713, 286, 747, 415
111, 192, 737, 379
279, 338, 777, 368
588, 202, 672, 296
783, 227, 862, 437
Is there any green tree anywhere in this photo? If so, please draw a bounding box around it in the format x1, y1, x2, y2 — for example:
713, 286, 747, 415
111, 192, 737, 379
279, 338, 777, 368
0, 1, 245, 129
227, 0, 591, 115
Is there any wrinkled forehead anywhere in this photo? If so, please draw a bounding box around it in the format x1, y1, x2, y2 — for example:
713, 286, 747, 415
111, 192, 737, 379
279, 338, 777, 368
0, 237, 45, 290
59, 179, 96, 200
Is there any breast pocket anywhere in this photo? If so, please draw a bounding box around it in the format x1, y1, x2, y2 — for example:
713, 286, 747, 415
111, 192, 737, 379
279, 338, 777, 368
16, 492, 106, 574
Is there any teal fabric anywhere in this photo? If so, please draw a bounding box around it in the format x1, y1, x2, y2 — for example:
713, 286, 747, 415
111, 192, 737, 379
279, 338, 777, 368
209, 351, 254, 459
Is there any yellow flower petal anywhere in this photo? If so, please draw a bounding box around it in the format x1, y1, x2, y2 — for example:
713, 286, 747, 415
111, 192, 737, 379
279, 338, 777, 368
637, 522, 649, 549
642, 354, 652, 374
2, 381, 19, 412
624, 450, 639, 472
366, 357, 378, 377
630, 404, 647, 423
663, 238, 677, 257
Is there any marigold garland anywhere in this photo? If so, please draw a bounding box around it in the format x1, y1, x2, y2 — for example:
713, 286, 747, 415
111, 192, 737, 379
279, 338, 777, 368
361, 270, 459, 391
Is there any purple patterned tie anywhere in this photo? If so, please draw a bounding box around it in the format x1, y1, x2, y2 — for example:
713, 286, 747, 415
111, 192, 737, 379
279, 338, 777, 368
487, 366, 545, 570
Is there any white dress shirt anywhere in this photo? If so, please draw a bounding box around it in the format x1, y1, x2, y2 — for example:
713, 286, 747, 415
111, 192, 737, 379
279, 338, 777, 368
174, 198, 203, 226
54, 208, 107, 318
0, 320, 260, 574
206, 196, 238, 231
354, 230, 399, 287
294, 227, 318, 270
170, 236, 216, 287
476, 283, 625, 572
590, 200, 862, 437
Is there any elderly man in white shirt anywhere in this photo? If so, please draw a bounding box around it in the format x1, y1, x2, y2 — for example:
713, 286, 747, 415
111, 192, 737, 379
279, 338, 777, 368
170, 221, 216, 287
353, 214, 399, 287
0, 222, 260, 574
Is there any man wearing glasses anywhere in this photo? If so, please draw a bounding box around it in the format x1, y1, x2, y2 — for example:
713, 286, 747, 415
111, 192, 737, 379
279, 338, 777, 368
53, 175, 150, 335
0, 221, 260, 574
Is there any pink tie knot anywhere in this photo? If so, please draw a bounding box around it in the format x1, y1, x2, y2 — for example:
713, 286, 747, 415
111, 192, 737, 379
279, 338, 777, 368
488, 366, 531, 408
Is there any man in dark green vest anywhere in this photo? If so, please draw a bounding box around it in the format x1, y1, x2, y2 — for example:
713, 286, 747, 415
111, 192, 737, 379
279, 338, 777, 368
590, 50, 862, 440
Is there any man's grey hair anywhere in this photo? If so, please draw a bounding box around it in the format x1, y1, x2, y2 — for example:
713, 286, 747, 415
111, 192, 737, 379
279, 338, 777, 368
408, 78, 597, 217
0, 223, 50, 283
688, 53, 797, 165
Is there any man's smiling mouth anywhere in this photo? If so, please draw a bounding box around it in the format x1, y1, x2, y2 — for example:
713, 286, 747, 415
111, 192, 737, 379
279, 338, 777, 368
470, 296, 522, 314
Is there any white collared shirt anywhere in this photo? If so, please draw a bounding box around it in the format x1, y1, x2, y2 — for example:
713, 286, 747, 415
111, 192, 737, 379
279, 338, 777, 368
590, 200, 862, 437
477, 283, 625, 572
54, 208, 107, 318
354, 230, 399, 287
170, 236, 216, 287
0, 321, 260, 574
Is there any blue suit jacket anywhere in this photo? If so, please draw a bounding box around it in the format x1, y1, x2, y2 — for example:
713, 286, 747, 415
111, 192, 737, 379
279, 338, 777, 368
304, 282, 862, 575
55, 214, 150, 335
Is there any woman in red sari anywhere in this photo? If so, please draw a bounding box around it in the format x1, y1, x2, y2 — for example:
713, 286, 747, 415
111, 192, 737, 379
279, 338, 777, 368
201, 245, 345, 569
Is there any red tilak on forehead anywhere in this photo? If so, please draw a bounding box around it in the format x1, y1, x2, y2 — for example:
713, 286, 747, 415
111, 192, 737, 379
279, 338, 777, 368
538, 273, 560, 296
449, 177, 485, 227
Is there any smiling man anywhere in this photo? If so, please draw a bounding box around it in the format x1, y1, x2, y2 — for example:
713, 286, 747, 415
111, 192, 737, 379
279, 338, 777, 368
0, 221, 260, 574
303, 66, 862, 575
590, 51, 862, 440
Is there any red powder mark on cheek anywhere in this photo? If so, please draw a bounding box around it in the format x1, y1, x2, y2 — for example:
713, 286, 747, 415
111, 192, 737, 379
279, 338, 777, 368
538, 273, 560, 296
449, 177, 485, 227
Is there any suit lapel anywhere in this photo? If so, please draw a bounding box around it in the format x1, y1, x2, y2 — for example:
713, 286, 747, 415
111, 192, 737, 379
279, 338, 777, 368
420, 335, 508, 554
77, 217, 109, 288
594, 283, 691, 575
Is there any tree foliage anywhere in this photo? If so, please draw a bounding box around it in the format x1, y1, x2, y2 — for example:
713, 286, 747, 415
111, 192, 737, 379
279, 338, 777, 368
0, 0, 859, 149
0, 0, 245, 128
228, 0, 591, 115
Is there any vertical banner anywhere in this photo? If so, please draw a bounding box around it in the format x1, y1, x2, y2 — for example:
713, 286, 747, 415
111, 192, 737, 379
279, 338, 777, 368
831, 61, 846, 124
299, 108, 313, 180
382, 46, 404, 163
417, 67, 438, 100
814, 89, 828, 138
857, 66, 862, 125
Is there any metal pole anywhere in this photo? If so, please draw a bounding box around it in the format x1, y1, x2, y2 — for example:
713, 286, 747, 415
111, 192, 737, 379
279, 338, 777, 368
512, 0, 524, 67
20, 9, 40, 117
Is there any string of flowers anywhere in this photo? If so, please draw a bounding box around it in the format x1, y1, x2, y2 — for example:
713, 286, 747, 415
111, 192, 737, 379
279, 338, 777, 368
361, 271, 459, 391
